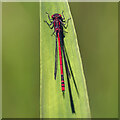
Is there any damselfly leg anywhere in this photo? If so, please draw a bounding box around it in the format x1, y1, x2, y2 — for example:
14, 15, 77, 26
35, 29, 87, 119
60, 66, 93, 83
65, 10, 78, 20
60, 18, 71, 29
46, 12, 53, 21
44, 20, 54, 29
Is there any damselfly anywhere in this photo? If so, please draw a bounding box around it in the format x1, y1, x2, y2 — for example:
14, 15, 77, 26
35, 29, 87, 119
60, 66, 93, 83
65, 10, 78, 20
44, 11, 80, 113
44, 11, 71, 93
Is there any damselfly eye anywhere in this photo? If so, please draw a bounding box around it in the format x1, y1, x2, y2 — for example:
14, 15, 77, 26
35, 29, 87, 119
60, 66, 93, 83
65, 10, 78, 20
59, 14, 62, 17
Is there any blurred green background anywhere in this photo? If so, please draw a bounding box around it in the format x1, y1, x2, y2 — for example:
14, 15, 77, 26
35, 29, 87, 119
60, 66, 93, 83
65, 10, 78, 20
2, 2, 118, 118
2, 3, 40, 118
69, 2, 118, 118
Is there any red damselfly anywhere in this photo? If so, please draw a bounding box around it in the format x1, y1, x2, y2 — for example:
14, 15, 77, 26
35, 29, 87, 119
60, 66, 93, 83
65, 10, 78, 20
44, 11, 80, 113
44, 11, 71, 93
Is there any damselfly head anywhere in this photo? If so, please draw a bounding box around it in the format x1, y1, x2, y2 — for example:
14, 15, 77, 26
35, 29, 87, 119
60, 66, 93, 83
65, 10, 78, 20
51, 13, 62, 19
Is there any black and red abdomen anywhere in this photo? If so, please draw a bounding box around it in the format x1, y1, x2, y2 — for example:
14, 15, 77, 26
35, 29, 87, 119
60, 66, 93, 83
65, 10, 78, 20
61, 75, 65, 91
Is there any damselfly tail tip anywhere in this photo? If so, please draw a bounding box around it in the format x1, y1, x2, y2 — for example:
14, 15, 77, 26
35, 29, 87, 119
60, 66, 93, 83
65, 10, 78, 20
62, 91, 65, 98
54, 73, 56, 80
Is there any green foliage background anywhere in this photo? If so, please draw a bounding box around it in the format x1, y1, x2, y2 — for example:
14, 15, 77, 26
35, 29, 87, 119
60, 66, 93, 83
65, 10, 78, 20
69, 2, 118, 118
2, 2, 118, 118
2, 3, 40, 118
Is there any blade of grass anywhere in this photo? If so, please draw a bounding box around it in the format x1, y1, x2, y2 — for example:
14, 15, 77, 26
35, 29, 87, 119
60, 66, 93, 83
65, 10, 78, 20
40, 1, 91, 118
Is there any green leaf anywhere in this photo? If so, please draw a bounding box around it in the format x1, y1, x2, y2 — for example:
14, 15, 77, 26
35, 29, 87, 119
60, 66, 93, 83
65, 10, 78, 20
40, 2, 91, 118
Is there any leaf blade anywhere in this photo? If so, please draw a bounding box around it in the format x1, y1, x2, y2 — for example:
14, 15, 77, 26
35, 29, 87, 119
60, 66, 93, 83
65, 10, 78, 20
40, 2, 91, 118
